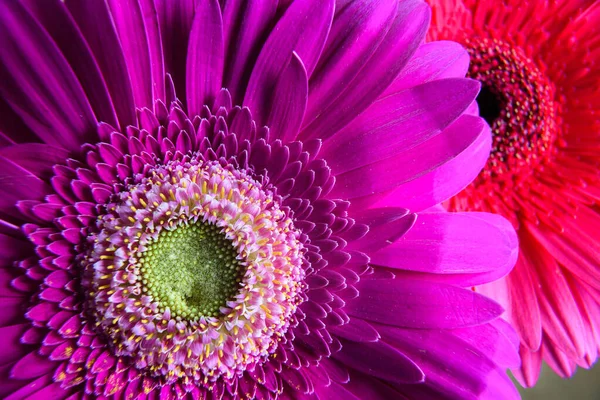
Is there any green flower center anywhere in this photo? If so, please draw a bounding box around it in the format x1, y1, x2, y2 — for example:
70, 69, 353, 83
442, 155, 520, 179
139, 221, 244, 319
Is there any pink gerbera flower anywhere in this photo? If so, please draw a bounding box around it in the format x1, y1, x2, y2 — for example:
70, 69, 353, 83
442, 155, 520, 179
0, 0, 519, 399
427, 0, 600, 387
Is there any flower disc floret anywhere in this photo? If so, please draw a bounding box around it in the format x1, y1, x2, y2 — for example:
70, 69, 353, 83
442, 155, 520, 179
141, 221, 244, 319
84, 159, 305, 384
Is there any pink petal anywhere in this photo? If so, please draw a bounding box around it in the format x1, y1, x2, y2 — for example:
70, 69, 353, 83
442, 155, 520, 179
354, 115, 491, 211
266, 52, 308, 142
329, 114, 486, 200
348, 277, 504, 329
300, 0, 430, 140
383, 40, 470, 95
334, 338, 425, 384
0, 0, 97, 151
186, 0, 224, 116
370, 212, 517, 286
243, 0, 334, 126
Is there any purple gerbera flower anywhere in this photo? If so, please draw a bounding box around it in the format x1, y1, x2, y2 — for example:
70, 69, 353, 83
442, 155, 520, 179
0, 0, 520, 399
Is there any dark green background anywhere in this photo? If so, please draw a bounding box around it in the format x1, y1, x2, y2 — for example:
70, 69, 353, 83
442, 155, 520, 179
519, 364, 600, 399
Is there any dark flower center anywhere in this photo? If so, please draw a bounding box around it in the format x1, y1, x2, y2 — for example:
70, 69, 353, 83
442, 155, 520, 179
476, 85, 503, 125
141, 222, 244, 319
465, 37, 558, 180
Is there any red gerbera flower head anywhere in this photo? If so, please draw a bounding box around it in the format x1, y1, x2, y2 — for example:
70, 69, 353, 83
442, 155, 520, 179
428, 0, 600, 387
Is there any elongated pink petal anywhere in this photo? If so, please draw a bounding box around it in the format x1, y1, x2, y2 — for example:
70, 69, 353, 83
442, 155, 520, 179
370, 212, 517, 286
221, 0, 278, 105
384, 40, 470, 95
22, 0, 119, 129
347, 277, 504, 329
265, 53, 308, 142
106, 0, 160, 109
305, 0, 398, 123
334, 339, 425, 384
0, 0, 97, 151
300, 0, 430, 140
356, 115, 491, 211
329, 114, 485, 200
186, 0, 224, 116
321, 78, 480, 174
65, 0, 136, 129
243, 0, 334, 126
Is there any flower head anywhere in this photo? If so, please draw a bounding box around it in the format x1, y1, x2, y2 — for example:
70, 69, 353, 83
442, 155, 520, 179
0, 0, 519, 398
428, 0, 600, 386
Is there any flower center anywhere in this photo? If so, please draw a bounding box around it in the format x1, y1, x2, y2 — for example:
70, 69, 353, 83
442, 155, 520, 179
83, 159, 305, 383
475, 85, 502, 125
141, 222, 244, 319
465, 37, 558, 180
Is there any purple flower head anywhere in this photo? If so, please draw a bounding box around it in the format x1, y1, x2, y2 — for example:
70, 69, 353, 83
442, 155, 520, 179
0, 0, 519, 399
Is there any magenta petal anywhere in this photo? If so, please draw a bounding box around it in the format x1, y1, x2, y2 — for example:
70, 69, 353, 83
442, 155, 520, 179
0, 144, 69, 180
305, 0, 398, 125
378, 324, 520, 400
243, 0, 334, 126
334, 338, 424, 384
46, 240, 73, 257
329, 113, 486, 200
0, 219, 21, 238
383, 40, 470, 95
0, 0, 97, 151
39, 288, 68, 303
106, 0, 156, 109
348, 277, 504, 329
329, 318, 380, 343
0, 269, 23, 298
22, 0, 119, 129
0, 95, 38, 146
343, 371, 410, 399
363, 115, 491, 211
0, 234, 32, 267
26, 303, 57, 323
10, 351, 57, 380
155, 0, 195, 105
0, 363, 24, 398
221, 0, 277, 105
26, 382, 70, 400
65, 0, 136, 128
0, 298, 24, 327
348, 209, 416, 253
300, 0, 430, 140
314, 381, 361, 400
139, 0, 166, 102
370, 212, 518, 286
186, 0, 224, 116
90, 350, 116, 374
0, 324, 29, 365
266, 52, 308, 142
321, 78, 480, 174
4, 374, 53, 400
123, 378, 142, 400
451, 319, 521, 369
